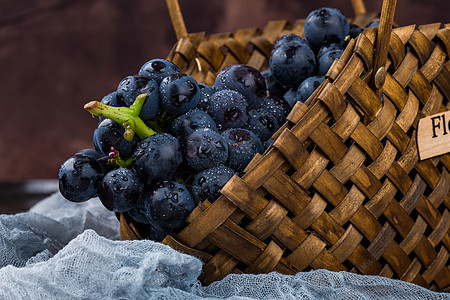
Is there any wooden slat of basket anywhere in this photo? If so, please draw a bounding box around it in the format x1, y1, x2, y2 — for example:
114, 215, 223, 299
244, 200, 288, 240
175, 195, 237, 248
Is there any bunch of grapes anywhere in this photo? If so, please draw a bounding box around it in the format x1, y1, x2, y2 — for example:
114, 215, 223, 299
58, 8, 367, 241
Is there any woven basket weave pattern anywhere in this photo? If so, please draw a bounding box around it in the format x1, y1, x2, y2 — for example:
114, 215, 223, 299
121, 18, 450, 291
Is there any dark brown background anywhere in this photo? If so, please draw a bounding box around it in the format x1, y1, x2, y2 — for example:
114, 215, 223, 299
0, 0, 448, 181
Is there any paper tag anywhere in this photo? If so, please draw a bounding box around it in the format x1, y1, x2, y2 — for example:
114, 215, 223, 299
417, 110, 450, 160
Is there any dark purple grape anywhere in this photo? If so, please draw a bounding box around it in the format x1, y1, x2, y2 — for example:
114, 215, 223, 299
132, 133, 183, 185
196, 83, 214, 111
259, 95, 291, 125
273, 33, 307, 50
128, 189, 170, 241
207, 89, 248, 130
145, 181, 195, 233
264, 138, 274, 149
171, 109, 217, 144
99, 92, 124, 122
269, 41, 316, 88
261, 69, 288, 100
58, 155, 103, 202
191, 165, 235, 204
98, 168, 143, 212
245, 109, 280, 142
93, 118, 140, 158
116, 75, 160, 121
138, 58, 181, 84
75, 148, 113, 175
317, 49, 343, 76
349, 23, 364, 39
283, 88, 298, 108
185, 128, 228, 171
160, 73, 200, 115
317, 43, 343, 59
214, 64, 266, 109
75, 148, 103, 159
304, 7, 349, 49
128, 195, 150, 224
222, 128, 264, 172
296, 76, 325, 103
147, 222, 169, 242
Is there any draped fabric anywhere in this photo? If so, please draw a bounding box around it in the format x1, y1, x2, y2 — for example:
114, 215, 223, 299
0, 193, 447, 299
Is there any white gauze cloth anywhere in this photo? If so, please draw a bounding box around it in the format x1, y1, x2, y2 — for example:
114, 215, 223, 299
0, 193, 448, 299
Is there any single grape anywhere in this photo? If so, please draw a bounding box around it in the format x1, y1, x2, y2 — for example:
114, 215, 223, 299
207, 89, 248, 130
261, 69, 288, 100
75, 148, 103, 159
147, 222, 169, 242
191, 165, 235, 204
128, 191, 170, 240
264, 138, 274, 149
317, 49, 343, 76
132, 133, 183, 185
171, 109, 217, 145
317, 43, 343, 59
349, 23, 364, 39
245, 109, 280, 142
196, 83, 214, 111
98, 168, 143, 212
159, 73, 200, 115
185, 128, 228, 171
145, 181, 195, 233
116, 75, 159, 121
304, 7, 349, 49
58, 155, 103, 202
138, 58, 181, 84
273, 33, 308, 50
221, 128, 264, 172
296, 76, 325, 103
214, 64, 266, 110
283, 88, 298, 108
93, 118, 140, 158
75, 148, 113, 175
127, 195, 150, 224
269, 41, 316, 88
259, 95, 291, 125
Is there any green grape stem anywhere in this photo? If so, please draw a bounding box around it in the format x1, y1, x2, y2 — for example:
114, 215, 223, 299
84, 93, 156, 139
109, 153, 132, 169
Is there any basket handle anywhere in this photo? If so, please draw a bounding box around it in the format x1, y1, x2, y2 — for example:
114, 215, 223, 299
351, 0, 367, 16
166, 0, 188, 39
373, 0, 397, 90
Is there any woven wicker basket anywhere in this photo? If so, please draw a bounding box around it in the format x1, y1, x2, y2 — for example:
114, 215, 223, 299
120, 0, 450, 291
